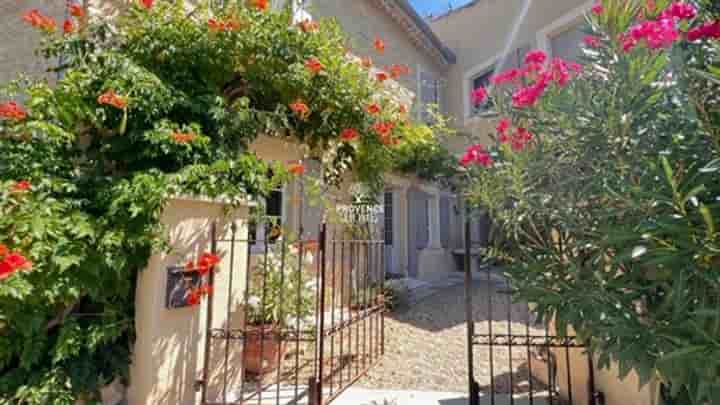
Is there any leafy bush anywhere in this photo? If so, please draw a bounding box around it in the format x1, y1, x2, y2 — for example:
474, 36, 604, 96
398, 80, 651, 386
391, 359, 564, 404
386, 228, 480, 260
0, 0, 416, 402
463, 1, 720, 403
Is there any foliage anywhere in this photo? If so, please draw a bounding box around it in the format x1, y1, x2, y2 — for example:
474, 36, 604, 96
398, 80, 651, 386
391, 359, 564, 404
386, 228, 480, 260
463, 1, 720, 403
246, 240, 316, 329
0, 0, 414, 401
392, 106, 461, 189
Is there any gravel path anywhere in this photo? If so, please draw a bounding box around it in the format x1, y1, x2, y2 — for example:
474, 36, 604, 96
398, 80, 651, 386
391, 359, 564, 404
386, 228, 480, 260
357, 277, 546, 394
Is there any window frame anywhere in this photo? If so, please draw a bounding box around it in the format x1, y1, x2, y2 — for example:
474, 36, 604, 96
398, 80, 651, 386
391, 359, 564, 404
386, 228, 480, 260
536, 1, 594, 59
249, 184, 287, 253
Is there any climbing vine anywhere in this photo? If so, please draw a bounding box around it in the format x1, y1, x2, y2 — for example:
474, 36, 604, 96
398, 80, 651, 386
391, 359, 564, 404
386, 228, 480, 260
0, 0, 416, 402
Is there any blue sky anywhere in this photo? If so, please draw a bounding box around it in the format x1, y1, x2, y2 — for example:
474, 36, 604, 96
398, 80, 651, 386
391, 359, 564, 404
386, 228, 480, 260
409, 0, 474, 17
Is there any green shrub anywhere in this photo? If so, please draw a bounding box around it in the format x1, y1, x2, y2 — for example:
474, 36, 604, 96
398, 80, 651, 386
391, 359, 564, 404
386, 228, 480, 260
463, 1, 720, 403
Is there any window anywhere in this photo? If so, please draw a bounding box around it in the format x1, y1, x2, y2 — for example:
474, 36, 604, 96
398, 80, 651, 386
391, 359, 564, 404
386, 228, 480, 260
470, 70, 494, 114
384, 192, 393, 246
419, 70, 440, 124
468, 45, 530, 116
249, 188, 284, 245
550, 22, 585, 62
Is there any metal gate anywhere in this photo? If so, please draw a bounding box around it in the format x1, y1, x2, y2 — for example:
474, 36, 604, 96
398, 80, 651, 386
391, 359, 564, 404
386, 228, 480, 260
463, 216, 603, 405
199, 205, 385, 404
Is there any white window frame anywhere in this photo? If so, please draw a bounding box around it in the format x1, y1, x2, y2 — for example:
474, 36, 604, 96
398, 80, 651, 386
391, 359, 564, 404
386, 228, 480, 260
536, 1, 594, 58
462, 52, 505, 124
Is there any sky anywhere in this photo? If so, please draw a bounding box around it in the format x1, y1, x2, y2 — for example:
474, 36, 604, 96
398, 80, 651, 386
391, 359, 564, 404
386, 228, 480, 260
409, 0, 474, 18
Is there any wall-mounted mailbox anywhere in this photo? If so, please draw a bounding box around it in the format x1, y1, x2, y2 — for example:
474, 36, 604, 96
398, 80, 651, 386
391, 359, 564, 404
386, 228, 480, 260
165, 266, 201, 309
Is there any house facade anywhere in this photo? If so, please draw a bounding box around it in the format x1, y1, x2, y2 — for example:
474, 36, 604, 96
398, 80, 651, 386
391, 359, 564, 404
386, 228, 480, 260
429, 0, 593, 148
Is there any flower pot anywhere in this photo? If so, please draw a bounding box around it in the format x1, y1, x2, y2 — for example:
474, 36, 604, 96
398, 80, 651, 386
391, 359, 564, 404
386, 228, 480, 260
243, 324, 288, 376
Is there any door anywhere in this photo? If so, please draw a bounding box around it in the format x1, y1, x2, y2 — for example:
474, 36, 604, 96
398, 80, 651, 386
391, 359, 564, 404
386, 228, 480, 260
383, 191, 397, 276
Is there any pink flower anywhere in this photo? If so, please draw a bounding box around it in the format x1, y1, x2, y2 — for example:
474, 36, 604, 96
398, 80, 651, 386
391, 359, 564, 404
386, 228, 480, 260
471, 87, 488, 106
660, 2, 697, 21
496, 118, 511, 134
619, 33, 638, 52
460, 144, 493, 168
524, 50, 547, 65
512, 85, 543, 108
687, 20, 720, 41
490, 68, 523, 85
592, 2, 603, 15
584, 35, 601, 48
499, 133, 510, 144
628, 18, 680, 49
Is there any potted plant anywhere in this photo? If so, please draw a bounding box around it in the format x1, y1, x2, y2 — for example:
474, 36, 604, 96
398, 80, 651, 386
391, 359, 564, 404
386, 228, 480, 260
243, 240, 316, 376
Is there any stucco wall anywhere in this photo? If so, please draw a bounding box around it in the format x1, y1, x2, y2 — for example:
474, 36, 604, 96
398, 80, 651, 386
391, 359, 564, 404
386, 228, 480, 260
128, 197, 249, 405
430, 0, 590, 153
310, 0, 448, 117
0, 0, 66, 85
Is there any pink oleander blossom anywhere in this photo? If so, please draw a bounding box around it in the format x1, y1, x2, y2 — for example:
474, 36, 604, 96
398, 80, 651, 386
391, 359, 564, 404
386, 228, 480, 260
592, 2, 603, 15
687, 20, 720, 41
471, 87, 488, 106
460, 144, 493, 168
628, 18, 680, 49
524, 50, 547, 65
490, 68, 523, 85
496, 118, 511, 134
660, 2, 697, 21
584, 35, 601, 48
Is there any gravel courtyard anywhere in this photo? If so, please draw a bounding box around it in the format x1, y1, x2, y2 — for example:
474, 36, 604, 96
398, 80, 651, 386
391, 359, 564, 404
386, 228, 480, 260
357, 275, 547, 394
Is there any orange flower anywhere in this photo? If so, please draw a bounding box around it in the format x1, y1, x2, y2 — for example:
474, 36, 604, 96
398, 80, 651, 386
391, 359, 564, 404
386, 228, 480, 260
170, 131, 197, 144
389, 64, 411, 79
372, 121, 395, 137
0, 102, 28, 121
375, 71, 389, 82
287, 162, 306, 175
398, 105, 408, 114
340, 128, 359, 141
208, 17, 241, 32
298, 19, 319, 33
63, 19, 75, 34
0, 244, 8, 257
0, 251, 32, 281
68, 3, 85, 18
305, 57, 324, 74
289, 99, 311, 120
22, 9, 56, 32
11, 180, 31, 192
365, 103, 381, 114
97, 89, 127, 109
187, 288, 201, 306
374, 37, 385, 53
253, 0, 269, 11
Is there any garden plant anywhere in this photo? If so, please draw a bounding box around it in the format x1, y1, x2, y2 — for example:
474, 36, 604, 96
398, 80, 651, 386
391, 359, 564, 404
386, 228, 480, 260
463, 1, 720, 403
0, 0, 424, 402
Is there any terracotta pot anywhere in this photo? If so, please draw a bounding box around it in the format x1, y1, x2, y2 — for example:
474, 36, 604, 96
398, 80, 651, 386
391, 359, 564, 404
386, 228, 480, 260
243, 324, 288, 376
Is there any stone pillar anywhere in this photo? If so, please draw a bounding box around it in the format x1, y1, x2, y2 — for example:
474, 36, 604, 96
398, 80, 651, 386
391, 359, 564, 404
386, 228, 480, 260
428, 192, 443, 249
128, 197, 249, 405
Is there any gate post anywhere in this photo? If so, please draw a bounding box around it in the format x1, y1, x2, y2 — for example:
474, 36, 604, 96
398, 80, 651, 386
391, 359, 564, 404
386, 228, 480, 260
309, 223, 328, 405
464, 214, 480, 405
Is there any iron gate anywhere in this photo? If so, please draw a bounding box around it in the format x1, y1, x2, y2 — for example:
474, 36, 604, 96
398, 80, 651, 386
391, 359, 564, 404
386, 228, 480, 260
199, 210, 385, 404
463, 216, 603, 405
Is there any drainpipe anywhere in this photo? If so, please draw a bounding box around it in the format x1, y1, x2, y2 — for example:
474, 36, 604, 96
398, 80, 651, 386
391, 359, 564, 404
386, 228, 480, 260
487, 0, 533, 96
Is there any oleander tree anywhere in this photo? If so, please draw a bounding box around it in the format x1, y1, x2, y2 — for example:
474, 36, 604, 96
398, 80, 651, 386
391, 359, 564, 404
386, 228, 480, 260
462, 0, 720, 403
0, 0, 418, 402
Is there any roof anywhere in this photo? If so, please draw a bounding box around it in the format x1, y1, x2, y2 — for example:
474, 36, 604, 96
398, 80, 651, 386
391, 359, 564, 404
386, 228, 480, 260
372, 0, 457, 66
429, 0, 481, 22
